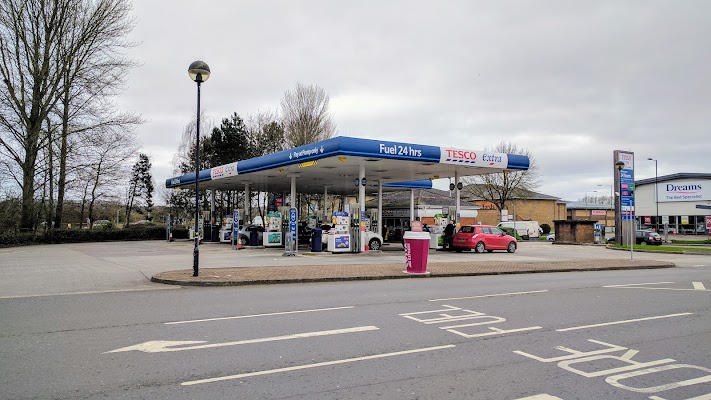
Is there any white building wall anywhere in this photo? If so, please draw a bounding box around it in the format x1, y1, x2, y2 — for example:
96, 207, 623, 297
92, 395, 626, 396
636, 178, 711, 218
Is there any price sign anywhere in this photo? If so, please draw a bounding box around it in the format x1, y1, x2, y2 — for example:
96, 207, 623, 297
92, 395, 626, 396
289, 208, 298, 251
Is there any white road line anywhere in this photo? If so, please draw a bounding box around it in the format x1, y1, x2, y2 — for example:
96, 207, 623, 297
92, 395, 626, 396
650, 394, 711, 400
603, 282, 675, 288
105, 326, 379, 353
181, 344, 456, 386
693, 282, 707, 290
516, 395, 564, 400
165, 306, 354, 325
691, 265, 707, 268
0, 286, 181, 299
606, 287, 710, 292
429, 290, 549, 302
556, 313, 693, 332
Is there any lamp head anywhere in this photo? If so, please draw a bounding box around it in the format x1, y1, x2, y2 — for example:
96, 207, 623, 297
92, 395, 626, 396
614, 161, 625, 170
188, 61, 211, 83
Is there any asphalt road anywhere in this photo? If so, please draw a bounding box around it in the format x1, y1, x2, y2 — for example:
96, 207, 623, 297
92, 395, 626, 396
0, 242, 709, 399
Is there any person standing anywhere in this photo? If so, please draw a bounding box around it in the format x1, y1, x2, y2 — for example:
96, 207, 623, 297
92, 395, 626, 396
443, 223, 455, 251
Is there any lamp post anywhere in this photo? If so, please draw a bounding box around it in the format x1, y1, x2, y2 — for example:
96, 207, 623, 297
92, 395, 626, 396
647, 158, 659, 233
188, 60, 210, 277
597, 184, 613, 226
585, 190, 598, 219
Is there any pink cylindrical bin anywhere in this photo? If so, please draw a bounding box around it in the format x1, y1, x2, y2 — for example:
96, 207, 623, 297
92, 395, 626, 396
403, 231, 431, 274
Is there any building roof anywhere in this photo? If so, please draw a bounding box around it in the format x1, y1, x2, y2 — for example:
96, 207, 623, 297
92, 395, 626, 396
565, 201, 613, 210
636, 173, 711, 186
462, 185, 562, 201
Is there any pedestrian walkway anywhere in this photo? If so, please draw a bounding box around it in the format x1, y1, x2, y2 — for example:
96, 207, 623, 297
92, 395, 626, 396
152, 258, 674, 287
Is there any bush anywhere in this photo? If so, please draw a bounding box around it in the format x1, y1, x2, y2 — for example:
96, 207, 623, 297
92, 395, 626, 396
540, 224, 551, 234
500, 226, 523, 240
0, 226, 170, 247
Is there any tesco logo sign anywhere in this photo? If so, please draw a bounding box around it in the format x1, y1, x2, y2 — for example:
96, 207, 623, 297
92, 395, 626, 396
445, 149, 477, 160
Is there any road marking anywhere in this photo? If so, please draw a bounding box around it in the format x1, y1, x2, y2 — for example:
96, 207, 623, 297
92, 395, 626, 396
0, 286, 181, 299
429, 290, 549, 302
165, 306, 354, 325
603, 282, 675, 288
556, 313, 693, 332
651, 394, 711, 400
691, 265, 707, 268
516, 395, 564, 400
693, 282, 707, 290
105, 326, 379, 353
181, 344, 456, 386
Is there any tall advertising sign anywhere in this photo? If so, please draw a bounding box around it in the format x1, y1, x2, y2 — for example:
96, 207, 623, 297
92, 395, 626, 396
618, 152, 635, 221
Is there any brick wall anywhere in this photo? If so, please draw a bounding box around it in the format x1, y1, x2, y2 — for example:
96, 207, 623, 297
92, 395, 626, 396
472, 199, 566, 228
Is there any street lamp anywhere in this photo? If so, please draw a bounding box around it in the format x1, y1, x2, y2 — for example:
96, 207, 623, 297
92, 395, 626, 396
647, 158, 659, 233
188, 60, 210, 277
585, 190, 598, 219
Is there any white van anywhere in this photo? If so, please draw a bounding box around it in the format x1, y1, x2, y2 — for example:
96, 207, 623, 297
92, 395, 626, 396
496, 221, 541, 239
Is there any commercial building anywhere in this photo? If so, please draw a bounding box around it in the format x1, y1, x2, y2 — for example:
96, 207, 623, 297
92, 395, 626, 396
465, 188, 567, 228
634, 173, 711, 235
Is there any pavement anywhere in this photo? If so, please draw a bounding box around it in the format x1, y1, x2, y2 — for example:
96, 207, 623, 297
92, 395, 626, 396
152, 255, 675, 286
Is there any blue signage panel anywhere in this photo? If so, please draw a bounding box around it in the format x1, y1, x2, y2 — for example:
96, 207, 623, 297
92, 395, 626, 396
289, 208, 298, 245
618, 152, 635, 221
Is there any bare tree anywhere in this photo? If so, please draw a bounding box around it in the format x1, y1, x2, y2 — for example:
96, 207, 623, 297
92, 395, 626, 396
280, 83, 336, 148
76, 128, 138, 228
461, 141, 541, 212
0, 0, 137, 230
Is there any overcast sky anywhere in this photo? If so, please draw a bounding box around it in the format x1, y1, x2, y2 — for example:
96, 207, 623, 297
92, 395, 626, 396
119, 0, 711, 204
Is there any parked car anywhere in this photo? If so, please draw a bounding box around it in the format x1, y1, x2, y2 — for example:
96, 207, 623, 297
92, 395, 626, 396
636, 230, 663, 245
453, 225, 517, 253
546, 233, 555, 241
237, 224, 265, 245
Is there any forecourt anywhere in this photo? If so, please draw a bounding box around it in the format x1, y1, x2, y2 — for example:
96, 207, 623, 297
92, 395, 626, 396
165, 136, 529, 251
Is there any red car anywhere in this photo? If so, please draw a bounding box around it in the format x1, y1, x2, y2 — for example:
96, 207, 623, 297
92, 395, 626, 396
453, 225, 517, 253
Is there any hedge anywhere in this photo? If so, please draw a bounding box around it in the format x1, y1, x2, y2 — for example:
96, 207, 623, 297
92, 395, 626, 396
1, 226, 190, 247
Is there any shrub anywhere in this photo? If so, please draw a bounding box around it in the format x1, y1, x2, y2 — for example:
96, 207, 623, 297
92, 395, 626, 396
540, 224, 551, 234
500, 226, 523, 240
0, 226, 170, 247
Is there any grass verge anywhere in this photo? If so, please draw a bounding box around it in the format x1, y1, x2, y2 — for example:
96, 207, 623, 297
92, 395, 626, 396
609, 244, 711, 253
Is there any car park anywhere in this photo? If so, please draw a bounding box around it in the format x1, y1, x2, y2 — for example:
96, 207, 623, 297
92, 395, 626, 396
453, 225, 517, 253
636, 229, 663, 245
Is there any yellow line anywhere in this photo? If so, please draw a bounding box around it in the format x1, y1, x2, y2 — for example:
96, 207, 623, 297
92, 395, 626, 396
181, 345, 456, 385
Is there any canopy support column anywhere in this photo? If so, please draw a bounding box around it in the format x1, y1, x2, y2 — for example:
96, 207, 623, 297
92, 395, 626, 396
359, 164, 366, 252
377, 181, 383, 236
455, 171, 461, 231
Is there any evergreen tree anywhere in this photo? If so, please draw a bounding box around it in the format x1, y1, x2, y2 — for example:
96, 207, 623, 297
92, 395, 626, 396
124, 153, 153, 226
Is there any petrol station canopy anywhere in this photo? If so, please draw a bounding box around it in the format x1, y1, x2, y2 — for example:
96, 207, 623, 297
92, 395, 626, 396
165, 136, 530, 195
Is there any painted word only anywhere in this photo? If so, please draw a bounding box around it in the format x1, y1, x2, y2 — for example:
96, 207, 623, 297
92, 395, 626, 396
514, 339, 710, 399
400, 305, 542, 338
